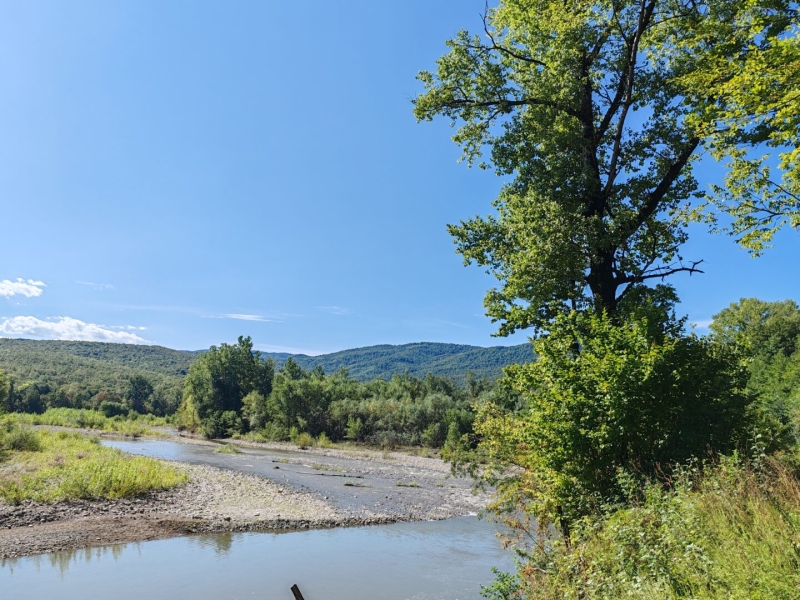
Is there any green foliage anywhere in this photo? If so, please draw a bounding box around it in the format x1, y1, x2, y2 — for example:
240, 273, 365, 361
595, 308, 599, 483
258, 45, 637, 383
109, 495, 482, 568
126, 374, 153, 414
0, 423, 41, 452
345, 417, 364, 441
4, 408, 168, 437
498, 457, 800, 599
711, 298, 800, 454
477, 311, 751, 529
0, 424, 187, 504
99, 400, 129, 418
265, 342, 532, 383
415, 0, 709, 334
241, 390, 267, 430
414, 0, 800, 335
0, 339, 190, 413
674, 3, 800, 255
183, 336, 274, 437
294, 432, 315, 449
0, 370, 9, 414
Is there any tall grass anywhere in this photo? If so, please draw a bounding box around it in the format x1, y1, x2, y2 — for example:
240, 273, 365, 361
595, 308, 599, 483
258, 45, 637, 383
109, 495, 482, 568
5, 408, 169, 437
488, 456, 800, 600
0, 422, 187, 505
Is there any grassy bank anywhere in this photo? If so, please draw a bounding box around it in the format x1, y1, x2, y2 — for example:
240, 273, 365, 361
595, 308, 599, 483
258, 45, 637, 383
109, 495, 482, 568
0, 421, 188, 505
489, 457, 800, 599
4, 408, 169, 437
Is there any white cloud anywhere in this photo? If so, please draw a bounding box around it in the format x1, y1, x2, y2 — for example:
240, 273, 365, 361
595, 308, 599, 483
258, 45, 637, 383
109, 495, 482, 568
0, 279, 46, 298
317, 306, 353, 316
0, 316, 149, 344
691, 319, 713, 330
225, 314, 273, 322
76, 280, 115, 290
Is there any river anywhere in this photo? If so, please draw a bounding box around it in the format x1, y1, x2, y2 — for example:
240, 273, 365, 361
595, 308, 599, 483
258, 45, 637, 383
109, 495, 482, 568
2, 439, 515, 600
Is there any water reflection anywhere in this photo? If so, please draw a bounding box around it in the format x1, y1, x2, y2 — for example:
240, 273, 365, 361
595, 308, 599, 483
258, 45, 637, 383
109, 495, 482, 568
188, 532, 235, 556
2, 517, 513, 600
2, 542, 130, 576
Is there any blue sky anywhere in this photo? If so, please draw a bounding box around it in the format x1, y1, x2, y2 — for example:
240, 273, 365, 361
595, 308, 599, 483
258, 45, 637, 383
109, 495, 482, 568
0, 1, 797, 354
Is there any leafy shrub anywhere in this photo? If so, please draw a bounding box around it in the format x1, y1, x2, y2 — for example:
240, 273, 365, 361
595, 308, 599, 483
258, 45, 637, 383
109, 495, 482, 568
1, 425, 41, 452
295, 432, 315, 449
477, 311, 752, 530
317, 432, 332, 448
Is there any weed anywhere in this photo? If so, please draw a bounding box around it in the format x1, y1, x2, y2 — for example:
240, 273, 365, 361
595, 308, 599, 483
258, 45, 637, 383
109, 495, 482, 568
214, 444, 242, 454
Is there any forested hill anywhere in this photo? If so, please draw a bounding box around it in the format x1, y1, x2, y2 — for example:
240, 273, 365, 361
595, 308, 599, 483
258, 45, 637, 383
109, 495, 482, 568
0, 338, 532, 391
263, 342, 533, 382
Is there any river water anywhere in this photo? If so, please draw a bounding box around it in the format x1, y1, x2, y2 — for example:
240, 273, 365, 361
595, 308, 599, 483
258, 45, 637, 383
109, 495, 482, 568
2, 440, 516, 600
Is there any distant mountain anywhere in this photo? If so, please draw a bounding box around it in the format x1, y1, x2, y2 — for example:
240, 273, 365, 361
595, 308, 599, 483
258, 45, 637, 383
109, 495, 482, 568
263, 342, 534, 382
0, 339, 533, 396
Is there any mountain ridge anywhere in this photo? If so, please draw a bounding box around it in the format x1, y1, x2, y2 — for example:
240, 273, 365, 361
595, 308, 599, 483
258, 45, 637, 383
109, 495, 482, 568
0, 338, 533, 393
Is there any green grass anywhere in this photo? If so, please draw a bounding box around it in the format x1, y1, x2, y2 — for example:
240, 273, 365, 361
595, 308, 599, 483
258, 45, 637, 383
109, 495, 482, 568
0, 422, 188, 505
5, 408, 168, 437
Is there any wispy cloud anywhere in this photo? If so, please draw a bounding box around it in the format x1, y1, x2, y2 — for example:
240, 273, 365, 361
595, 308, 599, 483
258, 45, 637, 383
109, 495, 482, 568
76, 280, 115, 291
317, 306, 353, 316
225, 314, 273, 322
0, 316, 149, 344
692, 319, 714, 330
0, 279, 46, 298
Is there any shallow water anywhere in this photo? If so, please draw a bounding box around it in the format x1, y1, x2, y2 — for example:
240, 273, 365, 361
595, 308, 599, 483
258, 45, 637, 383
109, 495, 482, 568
101, 438, 477, 516
2, 517, 514, 600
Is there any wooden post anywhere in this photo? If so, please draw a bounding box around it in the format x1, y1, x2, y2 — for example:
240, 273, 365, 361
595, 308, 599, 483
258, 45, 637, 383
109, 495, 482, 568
290, 584, 306, 600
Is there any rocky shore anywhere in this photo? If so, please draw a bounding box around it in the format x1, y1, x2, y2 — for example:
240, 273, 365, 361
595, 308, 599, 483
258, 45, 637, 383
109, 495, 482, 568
0, 442, 487, 559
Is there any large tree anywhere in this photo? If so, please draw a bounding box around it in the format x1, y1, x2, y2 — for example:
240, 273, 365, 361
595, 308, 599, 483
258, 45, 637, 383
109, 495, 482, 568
182, 336, 274, 433
415, 0, 799, 336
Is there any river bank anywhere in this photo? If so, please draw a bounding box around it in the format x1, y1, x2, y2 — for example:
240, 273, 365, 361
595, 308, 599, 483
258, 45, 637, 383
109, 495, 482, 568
0, 436, 488, 559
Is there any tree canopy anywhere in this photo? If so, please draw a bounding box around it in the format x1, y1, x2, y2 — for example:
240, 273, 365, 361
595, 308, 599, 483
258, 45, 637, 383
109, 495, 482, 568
415, 0, 800, 335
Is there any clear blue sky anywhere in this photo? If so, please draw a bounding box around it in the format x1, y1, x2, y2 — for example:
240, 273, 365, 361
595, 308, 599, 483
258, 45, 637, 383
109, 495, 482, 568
0, 1, 797, 354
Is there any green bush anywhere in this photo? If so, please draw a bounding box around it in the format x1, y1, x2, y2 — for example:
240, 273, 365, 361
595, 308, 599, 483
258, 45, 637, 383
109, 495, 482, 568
1, 424, 41, 452
477, 311, 752, 530
295, 432, 315, 449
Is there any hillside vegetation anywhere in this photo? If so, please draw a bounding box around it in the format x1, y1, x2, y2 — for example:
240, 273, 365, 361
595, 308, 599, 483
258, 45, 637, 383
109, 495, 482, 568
264, 342, 533, 382
0, 339, 529, 416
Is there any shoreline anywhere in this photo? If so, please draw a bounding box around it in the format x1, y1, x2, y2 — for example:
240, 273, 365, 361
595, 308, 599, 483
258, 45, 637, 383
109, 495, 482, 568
0, 437, 486, 559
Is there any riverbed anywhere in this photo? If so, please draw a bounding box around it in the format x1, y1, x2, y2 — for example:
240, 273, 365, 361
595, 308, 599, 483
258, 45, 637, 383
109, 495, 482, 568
1, 435, 517, 598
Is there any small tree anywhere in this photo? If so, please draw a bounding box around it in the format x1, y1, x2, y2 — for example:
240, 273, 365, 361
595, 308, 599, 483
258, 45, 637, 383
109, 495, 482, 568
126, 375, 153, 414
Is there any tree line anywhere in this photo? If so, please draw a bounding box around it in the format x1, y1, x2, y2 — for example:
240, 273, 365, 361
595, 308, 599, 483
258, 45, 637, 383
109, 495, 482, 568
175, 336, 512, 448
